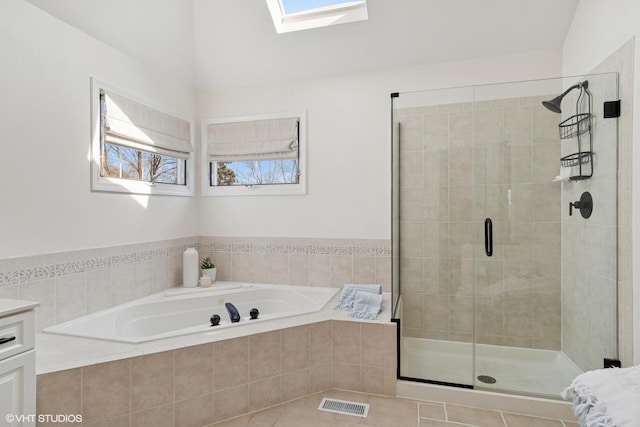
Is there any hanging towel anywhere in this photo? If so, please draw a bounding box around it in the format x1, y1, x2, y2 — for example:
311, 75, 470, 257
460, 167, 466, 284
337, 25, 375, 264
335, 284, 382, 311
561, 365, 640, 427
349, 290, 383, 320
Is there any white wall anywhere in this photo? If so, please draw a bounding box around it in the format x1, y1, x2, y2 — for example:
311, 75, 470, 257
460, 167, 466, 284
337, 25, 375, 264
563, 0, 640, 364
197, 49, 562, 239
0, 0, 197, 258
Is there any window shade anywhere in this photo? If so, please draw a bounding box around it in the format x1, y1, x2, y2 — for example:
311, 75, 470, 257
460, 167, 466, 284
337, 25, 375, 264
207, 117, 299, 162
101, 90, 193, 159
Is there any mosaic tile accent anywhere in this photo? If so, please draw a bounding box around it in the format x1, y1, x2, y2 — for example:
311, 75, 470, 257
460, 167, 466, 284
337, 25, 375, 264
0, 241, 196, 287
196, 238, 390, 259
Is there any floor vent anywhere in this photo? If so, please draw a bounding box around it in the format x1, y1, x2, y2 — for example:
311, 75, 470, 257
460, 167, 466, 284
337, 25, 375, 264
318, 398, 370, 418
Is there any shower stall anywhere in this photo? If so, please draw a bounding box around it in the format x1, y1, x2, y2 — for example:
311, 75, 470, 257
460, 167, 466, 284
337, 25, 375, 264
391, 73, 619, 399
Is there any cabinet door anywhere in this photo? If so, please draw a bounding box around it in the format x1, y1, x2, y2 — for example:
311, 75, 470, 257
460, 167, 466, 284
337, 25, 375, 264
0, 350, 35, 427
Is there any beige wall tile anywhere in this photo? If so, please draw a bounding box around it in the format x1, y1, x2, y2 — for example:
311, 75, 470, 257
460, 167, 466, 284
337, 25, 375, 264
82, 359, 131, 425
214, 337, 249, 390
20, 279, 55, 332
449, 111, 473, 148
131, 351, 174, 412
82, 415, 131, 427
36, 369, 82, 424
309, 321, 331, 365
133, 260, 153, 299
174, 343, 213, 400
288, 253, 309, 286
353, 256, 376, 284
267, 253, 289, 284
249, 376, 282, 411
249, 330, 281, 381
174, 394, 214, 427
330, 255, 353, 287
85, 269, 112, 314
111, 263, 135, 306
332, 363, 361, 391
281, 325, 310, 373
309, 254, 331, 287
309, 363, 332, 393
332, 321, 361, 365
131, 403, 173, 427
231, 252, 252, 282
213, 384, 248, 423
281, 369, 310, 402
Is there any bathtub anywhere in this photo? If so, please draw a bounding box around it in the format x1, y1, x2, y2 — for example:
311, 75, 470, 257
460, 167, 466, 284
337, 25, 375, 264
43, 282, 339, 343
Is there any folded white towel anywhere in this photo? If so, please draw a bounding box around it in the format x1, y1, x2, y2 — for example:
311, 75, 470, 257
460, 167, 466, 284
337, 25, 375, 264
335, 284, 382, 311
349, 290, 382, 320
562, 365, 640, 427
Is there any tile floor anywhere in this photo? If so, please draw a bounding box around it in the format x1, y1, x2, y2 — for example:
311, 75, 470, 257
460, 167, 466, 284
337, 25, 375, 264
208, 389, 579, 427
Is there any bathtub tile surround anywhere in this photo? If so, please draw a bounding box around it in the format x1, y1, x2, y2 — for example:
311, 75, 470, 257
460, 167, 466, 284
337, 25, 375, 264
196, 236, 391, 291
36, 320, 397, 426
0, 238, 194, 332
0, 236, 390, 332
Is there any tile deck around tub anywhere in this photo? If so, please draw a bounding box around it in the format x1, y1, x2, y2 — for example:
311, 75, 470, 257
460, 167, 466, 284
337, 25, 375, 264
208, 389, 579, 427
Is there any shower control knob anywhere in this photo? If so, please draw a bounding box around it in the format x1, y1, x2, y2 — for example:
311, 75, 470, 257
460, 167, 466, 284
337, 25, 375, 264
569, 191, 593, 219
210, 314, 221, 326
249, 308, 259, 320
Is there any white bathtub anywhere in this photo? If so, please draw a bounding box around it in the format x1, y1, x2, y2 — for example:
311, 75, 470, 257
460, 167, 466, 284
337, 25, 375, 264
43, 282, 339, 343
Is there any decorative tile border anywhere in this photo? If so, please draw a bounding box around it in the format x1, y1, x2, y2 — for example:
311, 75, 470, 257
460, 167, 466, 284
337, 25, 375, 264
196, 240, 390, 257
0, 237, 391, 288
0, 241, 196, 287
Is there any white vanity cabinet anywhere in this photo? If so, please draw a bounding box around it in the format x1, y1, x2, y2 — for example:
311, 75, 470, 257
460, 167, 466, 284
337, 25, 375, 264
0, 301, 38, 427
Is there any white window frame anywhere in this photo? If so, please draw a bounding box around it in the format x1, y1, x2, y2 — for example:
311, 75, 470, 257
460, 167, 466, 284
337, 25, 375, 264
90, 78, 195, 196
265, 0, 368, 34
201, 112, 307, 197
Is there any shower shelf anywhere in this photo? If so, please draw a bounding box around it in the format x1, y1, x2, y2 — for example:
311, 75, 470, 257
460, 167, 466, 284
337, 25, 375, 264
557, 82, 593, 181
561, 151, 592, 168
559, 113, 590, 140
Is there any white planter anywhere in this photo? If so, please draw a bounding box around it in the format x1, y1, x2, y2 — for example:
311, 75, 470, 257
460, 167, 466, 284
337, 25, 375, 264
201, 268, 217, 282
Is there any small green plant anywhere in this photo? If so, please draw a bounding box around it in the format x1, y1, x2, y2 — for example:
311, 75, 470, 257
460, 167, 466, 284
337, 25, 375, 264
200, 256, 215, 269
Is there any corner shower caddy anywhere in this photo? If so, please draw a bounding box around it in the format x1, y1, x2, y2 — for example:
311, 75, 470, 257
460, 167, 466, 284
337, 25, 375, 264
559, 81, 593, 180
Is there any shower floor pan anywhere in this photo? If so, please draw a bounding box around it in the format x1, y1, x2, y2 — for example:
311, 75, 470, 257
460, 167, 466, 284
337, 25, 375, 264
401, 337, 582, 398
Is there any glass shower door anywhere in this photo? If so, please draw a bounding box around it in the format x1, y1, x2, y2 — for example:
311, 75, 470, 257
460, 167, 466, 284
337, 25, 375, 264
392, 73, 618, 399
394, 86, 476, 387
471, 74, 618, 397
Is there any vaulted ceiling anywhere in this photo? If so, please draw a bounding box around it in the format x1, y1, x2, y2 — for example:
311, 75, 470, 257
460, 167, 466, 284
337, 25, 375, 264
25, 0, 579, 91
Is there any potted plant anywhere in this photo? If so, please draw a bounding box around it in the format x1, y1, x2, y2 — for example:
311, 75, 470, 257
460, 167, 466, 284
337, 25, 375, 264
200, 256, 216, 281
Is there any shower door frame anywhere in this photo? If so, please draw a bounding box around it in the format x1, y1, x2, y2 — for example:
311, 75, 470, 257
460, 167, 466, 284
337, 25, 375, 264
391, 72, 620, 399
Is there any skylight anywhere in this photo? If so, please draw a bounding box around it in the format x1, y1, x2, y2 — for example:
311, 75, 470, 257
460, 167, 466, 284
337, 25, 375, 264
266, 0, 368, 34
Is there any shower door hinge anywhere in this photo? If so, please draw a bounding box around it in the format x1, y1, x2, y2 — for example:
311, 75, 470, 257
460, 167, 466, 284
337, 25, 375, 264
604, 358, 621, 368
603, 100, 621, 118
391, 92, 399, 98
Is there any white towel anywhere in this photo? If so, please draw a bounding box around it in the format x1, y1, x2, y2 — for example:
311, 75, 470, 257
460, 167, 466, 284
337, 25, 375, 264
562, 365, 640, 427
335, 284, 382, 311
349, 290, 382, 320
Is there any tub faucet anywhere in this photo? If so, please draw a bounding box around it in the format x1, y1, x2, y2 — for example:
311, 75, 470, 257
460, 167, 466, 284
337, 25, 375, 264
225, 302, 240, 323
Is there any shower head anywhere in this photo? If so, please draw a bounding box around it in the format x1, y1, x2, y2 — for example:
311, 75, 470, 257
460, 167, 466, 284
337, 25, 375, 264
542, 96, 563, 113
541, 82, 585, 113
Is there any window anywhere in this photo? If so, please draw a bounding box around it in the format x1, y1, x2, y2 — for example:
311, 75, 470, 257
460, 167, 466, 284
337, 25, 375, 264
202, 113, 307, 196
90, 78, 194, 196
265, 0, 368, 34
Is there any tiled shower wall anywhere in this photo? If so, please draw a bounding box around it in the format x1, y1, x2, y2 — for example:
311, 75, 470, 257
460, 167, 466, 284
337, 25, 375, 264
0, 237, 391, 332
562, 38, 635, 369
397, 95, 563, 349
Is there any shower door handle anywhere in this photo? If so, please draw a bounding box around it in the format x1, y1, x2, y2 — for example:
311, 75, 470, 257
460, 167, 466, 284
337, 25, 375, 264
484, 218, 493, 257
